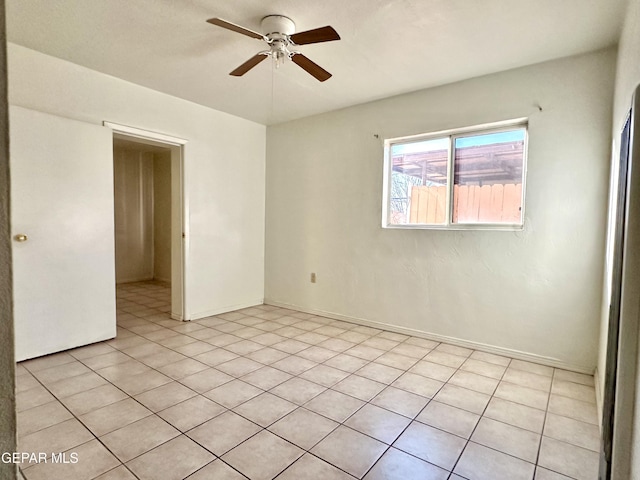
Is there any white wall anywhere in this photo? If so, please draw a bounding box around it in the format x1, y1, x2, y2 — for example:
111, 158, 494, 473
266, 49, 615, 372
113, 147, 154, 283
8, 43, 266, 319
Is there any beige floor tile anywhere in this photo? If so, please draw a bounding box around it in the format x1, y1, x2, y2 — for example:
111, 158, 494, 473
79, 398, 152, 436
494, 381, 549, 410
448, 370, 499, 395
409, 360, 456, 382
345, 403, 411, 444
299, 364, 350, 387
510, 359, 555, 377
224, 339, 265, 355
111, 370, 173, 396
357, 362, 404, 384
233, 392, 297, 427
503, 368, 553, 392
435, 343, 473, 357
31, 361, 91, 384
312, 426, 387, 478
18, 401, 73, 436
126, 435, 214, 480
390, 342, 432, 359
58, 383, 124, 416
543, 413, 600, 451
318, 338, 356, 353
82, 351, 131, 370
272, 339, 311, 354
271, 355, 318, 375
461, 358, 507, 379
241, 365, 293, 390
70, 343, 116, 360
324, 353, 370, 373
297, 346, 339, 363
393, 421, 466, 470
361, 337, 400, 351
137, 350, 188, 368
535, 466, 574, 479
93, 465, 138, 479
433, 384, 491, 414
157, 334, 198, 348
333, 375, 386, 401
454, 441, 535, 480
268, 407, 339, 450
277, 453, 354, 480
404, 337, 439, 349
392, 372, 444, 398
416, 400, 480, 438
187, 410, 261, 455
173, 341, 216, 356
538, 436, 599, 480
134, 381, 198, 412
252, 332, 288, 346
48, 371, 109, 398
469, 350, 511, 366
371, 386, 429, 418
245, 347, 290, 365
364, 447, 449, 480
374, 352, 419, 370
471, 417, 541, 462
554, 369, 595, 386
338, 331, 372, 344
484, 396, 546, 433
551, 379, 596, 404
203, 379, 263, 408
100, 415, 180, 462
223, 430, 304, 480
179, 368, 234, 393
23, 439, 120, 480
304, 389, 365, 423
270, 377, 327, 405
424, 350, 466, 368
547, 394, 598, 425
158, 395, 225, 432
346, 345, 386, 361
16, 385, 55, 412
18, 418, 93, 459
16, 374, 41, 393
186, 459, 247, 480
192, 348, 239, 366
22, 352, 76, 372
158, 358, 210, 379
97, 360, 151, 381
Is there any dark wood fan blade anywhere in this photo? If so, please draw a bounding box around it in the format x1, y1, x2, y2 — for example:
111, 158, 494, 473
291, 54, 332, 82
290, 26, 340, 45
207, 18, 264, 40
230, 54, 269, 76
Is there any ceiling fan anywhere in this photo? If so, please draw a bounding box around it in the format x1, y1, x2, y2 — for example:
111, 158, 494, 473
206, 15, 340, 82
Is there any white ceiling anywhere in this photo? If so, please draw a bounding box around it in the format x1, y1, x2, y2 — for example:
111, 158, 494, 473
6, 0, 628, 125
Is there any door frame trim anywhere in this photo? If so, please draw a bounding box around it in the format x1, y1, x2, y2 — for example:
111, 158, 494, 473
104, 121, 189, 321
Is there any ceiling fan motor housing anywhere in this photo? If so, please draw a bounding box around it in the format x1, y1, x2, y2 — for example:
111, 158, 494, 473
261, 15, 296, 37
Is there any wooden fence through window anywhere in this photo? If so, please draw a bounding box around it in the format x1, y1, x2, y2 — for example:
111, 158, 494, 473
408, 183, 522, 224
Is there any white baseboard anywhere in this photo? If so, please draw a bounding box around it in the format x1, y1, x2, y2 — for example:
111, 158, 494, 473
265, 298, 595, 375
188, 298, 265, 322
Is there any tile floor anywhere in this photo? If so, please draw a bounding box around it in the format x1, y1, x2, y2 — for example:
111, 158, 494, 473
15, 281, 601, 480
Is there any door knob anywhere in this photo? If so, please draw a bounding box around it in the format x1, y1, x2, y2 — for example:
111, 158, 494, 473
13, 234, 28, 242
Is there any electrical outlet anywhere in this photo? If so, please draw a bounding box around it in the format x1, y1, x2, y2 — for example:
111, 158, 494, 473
310, 272, 317, 283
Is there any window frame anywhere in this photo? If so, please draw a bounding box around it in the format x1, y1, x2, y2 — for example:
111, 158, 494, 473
382, 118, 529, 231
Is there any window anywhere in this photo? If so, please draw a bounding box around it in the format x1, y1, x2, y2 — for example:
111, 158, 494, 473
383, 120, 527, 229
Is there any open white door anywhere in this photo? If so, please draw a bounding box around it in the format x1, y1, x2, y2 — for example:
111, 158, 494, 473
11, 106, 116, 361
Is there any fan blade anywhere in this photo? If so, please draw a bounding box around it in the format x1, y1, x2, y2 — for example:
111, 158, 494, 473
230, 54, 269, 76
207, 18, 265, 40
291, 54, 332, 82
290, 26, 340, 45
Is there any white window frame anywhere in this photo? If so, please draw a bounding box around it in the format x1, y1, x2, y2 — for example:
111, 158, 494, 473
382, 118, 529, 231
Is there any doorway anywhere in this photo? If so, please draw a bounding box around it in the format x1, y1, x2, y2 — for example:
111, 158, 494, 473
107, 123, 187, 321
